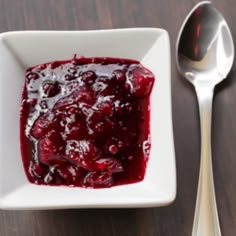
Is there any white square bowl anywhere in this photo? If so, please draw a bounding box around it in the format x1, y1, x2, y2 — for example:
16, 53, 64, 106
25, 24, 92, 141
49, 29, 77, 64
0, 28, 176, 210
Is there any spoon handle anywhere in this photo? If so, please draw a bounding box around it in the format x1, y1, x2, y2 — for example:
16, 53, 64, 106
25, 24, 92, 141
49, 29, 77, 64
192, 87, 221, 236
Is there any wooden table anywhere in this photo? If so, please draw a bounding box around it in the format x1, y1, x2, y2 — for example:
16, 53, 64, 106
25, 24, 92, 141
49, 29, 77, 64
0, 0, 235, 235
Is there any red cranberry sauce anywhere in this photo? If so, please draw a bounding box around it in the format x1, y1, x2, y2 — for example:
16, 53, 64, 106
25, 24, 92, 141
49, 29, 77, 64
20, 56, 155, 188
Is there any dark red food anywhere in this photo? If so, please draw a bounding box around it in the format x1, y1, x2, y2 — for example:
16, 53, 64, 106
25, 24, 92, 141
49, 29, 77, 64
20, 56, 155, 188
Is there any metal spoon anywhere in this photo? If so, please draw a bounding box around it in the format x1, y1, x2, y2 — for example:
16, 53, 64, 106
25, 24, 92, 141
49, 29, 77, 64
176, 1, 234, 236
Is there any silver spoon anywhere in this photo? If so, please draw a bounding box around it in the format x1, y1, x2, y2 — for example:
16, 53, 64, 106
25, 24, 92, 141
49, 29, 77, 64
176, 1, 234, 236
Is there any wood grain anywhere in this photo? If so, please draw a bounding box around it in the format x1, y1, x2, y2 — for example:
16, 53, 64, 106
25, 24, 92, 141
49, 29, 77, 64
0, 0, 236, 235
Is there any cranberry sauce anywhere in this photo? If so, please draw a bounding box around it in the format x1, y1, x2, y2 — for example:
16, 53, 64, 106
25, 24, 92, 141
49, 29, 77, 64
20, 56, 155, 188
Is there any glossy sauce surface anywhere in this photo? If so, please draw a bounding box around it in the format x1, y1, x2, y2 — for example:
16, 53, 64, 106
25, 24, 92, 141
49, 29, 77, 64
20, 56, 155, 188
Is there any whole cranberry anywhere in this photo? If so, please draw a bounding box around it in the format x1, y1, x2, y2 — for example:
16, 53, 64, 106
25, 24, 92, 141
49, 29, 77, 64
42, 81, 61, 97
113, 70, 126, 83
81, 71, 96, 85
97, 101, 113, 117
127, 65, 154, 97
108, 144, 118, 155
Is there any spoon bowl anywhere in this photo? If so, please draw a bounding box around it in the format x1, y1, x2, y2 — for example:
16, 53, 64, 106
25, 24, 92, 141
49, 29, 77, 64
176, 1, 234, 236
177, 1, 234, 87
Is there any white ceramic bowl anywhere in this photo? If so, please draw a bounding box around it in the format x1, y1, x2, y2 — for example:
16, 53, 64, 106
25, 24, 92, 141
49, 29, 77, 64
0, 28, 176, 209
